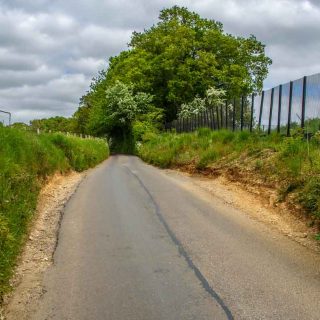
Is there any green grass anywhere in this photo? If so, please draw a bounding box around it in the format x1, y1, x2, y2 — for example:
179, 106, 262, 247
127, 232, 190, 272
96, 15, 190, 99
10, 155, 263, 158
0, 127, 109, 296
138, 128, 320, 226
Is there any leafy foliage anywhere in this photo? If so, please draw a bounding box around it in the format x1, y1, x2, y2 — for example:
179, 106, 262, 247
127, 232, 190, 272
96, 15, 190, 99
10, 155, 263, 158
88, 81, 154, 133
78, 5, 271, 137
0, 127, 109, 296
178, 97, 206, 119
85, 81, 157, 153
178, 87, 226, 118
30, 116, 76, 133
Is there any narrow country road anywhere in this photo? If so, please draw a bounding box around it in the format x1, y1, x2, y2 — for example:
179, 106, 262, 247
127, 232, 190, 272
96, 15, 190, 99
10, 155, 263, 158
32, 155, 320, 320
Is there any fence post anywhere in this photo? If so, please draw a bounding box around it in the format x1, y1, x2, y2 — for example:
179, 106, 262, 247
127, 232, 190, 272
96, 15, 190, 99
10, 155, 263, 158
268, 88, 274, 135
205, 110, 209, 129
287, 81, 293, 136
240, 96, 244, 131
301, 75, 307, 129
210, 108, 215, 130
277, 84, 282, 133
225, 101, 228, 129
216, 106, 220, 130
250, 93, 254, 132
258, 91, 264, 130
232, 98, 236, 131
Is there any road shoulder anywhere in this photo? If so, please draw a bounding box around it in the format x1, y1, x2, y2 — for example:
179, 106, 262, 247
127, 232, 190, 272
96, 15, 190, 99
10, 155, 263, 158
164, 168, 320, 253
1, 171, 85, 320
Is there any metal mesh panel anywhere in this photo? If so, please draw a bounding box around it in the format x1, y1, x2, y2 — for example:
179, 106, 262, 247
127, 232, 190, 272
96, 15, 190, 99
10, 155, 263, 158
261, 89, 271, 131
291, 77, 303, 127
270, 86, 279, 130
305, 73, 320, 132
242, 96, 251, 130
306, 73, 320, 119
253, 94, 261, 128
280, 82, 290, 134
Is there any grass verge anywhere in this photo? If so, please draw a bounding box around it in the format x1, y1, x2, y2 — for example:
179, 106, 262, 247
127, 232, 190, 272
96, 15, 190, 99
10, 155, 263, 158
138, 128, 320, 234
0, 127, 109, 297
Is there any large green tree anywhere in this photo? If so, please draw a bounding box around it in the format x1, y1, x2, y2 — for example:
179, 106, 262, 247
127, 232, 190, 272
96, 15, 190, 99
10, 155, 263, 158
78, 5, 272, 148
100, 6, 271, 121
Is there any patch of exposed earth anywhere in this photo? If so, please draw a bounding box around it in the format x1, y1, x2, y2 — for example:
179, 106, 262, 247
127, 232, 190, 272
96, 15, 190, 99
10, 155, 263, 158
1, 171, 86, 320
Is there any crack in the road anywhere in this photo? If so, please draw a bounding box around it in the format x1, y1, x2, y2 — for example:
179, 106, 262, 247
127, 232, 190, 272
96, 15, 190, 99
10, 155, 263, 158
126, 166, 234, 320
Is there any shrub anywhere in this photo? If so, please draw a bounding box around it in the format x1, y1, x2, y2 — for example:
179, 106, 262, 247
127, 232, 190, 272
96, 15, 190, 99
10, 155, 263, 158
299, 177, 320, 218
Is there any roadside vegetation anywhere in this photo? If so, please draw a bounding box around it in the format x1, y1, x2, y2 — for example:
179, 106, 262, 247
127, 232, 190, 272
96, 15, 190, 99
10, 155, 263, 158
0, 126, 109, 296
138, 128, 320, 235
29, 6, 270, 153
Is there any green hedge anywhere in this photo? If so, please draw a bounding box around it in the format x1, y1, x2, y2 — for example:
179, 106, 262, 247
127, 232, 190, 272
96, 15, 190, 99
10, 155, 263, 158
0, 128, 109, 295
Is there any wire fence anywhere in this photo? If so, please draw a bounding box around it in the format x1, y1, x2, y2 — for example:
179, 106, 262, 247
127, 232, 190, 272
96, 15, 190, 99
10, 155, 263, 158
166, 72, 320, 135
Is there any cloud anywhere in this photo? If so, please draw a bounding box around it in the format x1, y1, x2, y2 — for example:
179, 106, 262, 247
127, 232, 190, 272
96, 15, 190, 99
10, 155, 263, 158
66, 57, 106, 76
0, 74, 89, 122
0, 0, 319, 123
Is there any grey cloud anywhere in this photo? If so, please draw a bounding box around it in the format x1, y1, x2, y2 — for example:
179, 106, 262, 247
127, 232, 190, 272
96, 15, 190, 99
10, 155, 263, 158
66, 57, 106, 76
0, 49, 41, 71
0, 73, 88, 104
0, 65, 59, 88
76, 25, 131, 58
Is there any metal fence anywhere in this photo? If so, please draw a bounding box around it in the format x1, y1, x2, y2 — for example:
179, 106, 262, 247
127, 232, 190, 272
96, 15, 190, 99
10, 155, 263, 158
167, 72, 320, 135
0, 109, 11, 126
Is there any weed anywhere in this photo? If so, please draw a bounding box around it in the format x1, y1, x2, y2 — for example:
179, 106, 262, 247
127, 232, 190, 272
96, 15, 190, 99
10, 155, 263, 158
299, 177, 320, 218
196, 149, 218, 169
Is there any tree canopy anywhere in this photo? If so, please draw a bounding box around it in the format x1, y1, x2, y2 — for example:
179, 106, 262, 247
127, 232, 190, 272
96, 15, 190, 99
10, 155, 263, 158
56, 6, 272, 152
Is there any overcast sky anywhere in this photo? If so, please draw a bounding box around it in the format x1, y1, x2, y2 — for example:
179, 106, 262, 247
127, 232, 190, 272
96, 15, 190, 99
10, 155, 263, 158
0, 0, 319, 124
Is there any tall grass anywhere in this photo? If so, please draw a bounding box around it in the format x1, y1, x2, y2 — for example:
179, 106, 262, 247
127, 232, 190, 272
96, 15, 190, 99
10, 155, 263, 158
138, 128, 320, 225
0, 127, 109, 296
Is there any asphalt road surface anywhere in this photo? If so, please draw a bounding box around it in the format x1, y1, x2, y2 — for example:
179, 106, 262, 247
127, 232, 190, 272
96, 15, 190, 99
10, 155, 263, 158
32, 155, 320, 320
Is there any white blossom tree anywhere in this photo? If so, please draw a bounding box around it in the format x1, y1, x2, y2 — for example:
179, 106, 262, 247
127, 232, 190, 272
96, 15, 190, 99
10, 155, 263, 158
178, 87, 226, 119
